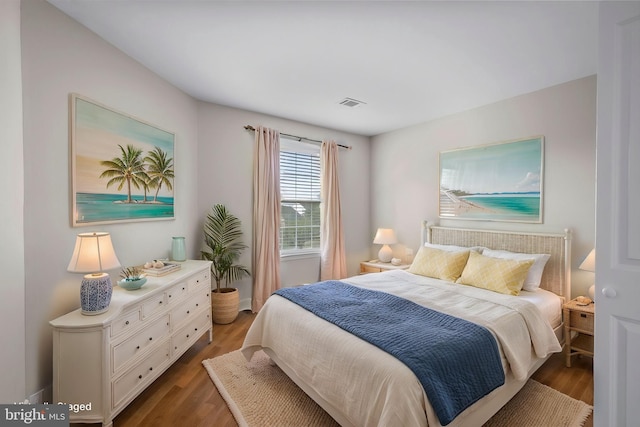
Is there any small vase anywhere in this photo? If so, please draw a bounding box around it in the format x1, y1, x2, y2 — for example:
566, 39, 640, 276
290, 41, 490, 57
171, 236, 186, 262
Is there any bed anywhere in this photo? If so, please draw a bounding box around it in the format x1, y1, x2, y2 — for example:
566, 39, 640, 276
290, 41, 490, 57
241, 223, 572, 426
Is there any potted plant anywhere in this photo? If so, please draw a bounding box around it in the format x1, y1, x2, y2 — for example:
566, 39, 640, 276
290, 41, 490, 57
201, 204, 250, 324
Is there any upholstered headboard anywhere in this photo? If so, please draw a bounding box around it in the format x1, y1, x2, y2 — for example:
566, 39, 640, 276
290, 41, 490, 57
421, 221, 572, 301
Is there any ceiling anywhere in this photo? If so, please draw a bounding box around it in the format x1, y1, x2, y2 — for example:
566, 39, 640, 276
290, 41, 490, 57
48, 1, 598, 137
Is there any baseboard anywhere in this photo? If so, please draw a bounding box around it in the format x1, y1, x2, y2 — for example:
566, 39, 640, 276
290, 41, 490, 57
28, 385, 52, 404
239, 297, 251, 312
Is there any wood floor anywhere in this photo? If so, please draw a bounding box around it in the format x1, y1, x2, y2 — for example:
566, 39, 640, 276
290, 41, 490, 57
76, 310, 593, 427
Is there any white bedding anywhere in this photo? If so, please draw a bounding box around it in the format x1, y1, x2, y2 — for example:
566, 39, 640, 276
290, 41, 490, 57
518, 287, 563, 329
242, 270, 562, 427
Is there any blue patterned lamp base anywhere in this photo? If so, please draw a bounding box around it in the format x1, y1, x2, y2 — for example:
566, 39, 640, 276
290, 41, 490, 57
80, 273, 113, 316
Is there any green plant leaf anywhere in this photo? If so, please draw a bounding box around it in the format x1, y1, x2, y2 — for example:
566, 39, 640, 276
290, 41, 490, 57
202, 204, 251, 292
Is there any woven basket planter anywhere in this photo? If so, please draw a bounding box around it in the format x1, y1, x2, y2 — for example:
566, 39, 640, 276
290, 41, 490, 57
211, 287, 239, 324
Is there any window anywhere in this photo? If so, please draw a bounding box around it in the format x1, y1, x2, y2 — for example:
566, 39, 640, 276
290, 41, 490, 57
279, 138, 321, 254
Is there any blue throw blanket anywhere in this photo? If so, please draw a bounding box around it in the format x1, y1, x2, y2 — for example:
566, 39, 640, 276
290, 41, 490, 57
275, 281, 505, 425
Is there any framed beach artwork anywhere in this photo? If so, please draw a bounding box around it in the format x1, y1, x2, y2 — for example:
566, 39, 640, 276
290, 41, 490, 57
70, 94, 175, 226
439, 136, 544, 223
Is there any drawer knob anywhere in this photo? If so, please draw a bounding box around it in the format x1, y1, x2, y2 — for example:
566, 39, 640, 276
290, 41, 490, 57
195, 328, 198, 331
125, 321, 129, 325
149, 367, 153, 371
196, 303, 199, 307
182, 287, 185, 290
169, 294, 172, 298
149, 337, 153, 341
159, 301, 163, 304
186, 334, 190, 338
187, 310, 190, 314
138, 375, 142, 379
136, 345, 140, 350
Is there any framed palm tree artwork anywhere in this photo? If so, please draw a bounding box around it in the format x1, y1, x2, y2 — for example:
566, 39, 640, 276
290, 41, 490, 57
70, 94, 175, 226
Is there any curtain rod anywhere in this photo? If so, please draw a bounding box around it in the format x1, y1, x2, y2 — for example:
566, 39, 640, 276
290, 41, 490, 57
244, 125, 352, 150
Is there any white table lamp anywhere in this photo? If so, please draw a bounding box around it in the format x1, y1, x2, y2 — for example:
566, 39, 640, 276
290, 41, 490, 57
68, 232, 121, 315
579, 248, 596, 299
373, 228, 397, 263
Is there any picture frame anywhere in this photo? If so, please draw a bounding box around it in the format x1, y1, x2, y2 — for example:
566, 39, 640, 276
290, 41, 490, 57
439, 136, 544, 223
70, 94, 175, 226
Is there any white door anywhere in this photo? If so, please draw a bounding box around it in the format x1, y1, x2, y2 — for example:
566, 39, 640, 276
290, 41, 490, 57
595, 2, 640, 426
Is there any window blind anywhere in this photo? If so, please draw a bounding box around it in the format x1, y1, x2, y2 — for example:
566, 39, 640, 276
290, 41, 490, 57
279, 141, 321, 252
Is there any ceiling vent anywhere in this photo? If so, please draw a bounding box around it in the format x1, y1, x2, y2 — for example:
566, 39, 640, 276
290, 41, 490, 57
338, 97, 366, 108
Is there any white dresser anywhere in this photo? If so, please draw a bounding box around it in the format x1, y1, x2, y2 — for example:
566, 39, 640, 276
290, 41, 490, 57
50, 260, 213, 427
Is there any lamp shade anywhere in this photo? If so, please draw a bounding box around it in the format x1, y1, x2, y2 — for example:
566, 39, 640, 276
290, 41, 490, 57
373, 228, 397, 245
68, 232, 121, 273
579, 248, 596, 272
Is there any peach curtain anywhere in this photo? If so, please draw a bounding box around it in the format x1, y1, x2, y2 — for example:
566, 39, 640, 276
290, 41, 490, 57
320, 140, 347, 280
252, 126, 281, 312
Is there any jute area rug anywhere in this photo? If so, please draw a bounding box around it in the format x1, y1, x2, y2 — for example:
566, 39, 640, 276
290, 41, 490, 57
203, 350, 592, 427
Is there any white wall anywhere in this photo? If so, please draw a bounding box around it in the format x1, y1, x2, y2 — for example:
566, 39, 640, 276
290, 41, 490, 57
370, 76, 597, 298
21, 0, 200, 398
0, 0, 26, 403
197, 103, 371, 309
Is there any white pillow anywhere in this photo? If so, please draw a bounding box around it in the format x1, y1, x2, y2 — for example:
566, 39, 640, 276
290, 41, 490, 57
482, 249, 551, 291
424, 242, 484, 254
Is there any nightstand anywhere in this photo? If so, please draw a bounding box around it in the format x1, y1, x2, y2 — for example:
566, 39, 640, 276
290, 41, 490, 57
563, 299, 595, 367
360, 260, 410, 274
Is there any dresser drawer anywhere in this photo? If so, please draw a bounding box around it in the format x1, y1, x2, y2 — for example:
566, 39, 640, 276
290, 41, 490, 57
570, 310, 594, 334
112, 314, 170, 374
166, 282, 188, 305
188, 270, 211, 292
110, 308, 141, 338
141, 292, 167, 319
170, 289, 210, 329
112, 340, 171, 408
171, 310, 211, 356
360, 264, 383, 273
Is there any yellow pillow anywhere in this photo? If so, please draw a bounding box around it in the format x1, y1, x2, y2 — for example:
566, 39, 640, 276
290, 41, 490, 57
408, 246, 470, 282
456, 251, 534, 296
